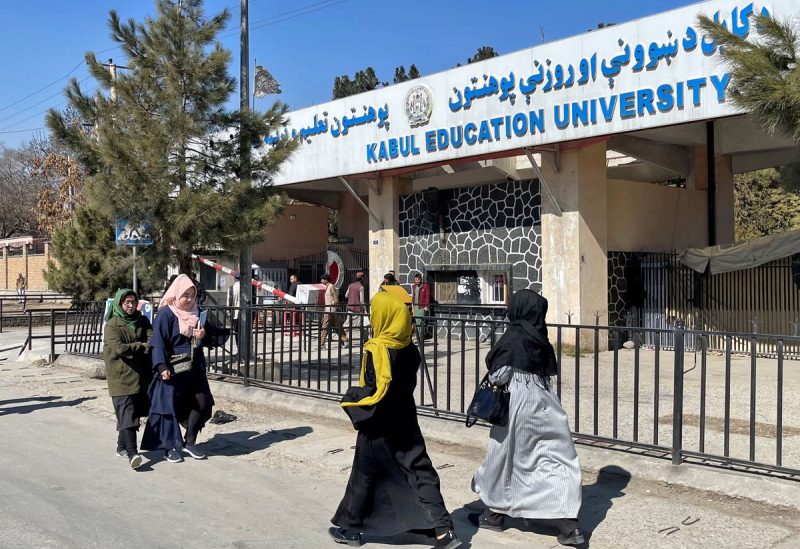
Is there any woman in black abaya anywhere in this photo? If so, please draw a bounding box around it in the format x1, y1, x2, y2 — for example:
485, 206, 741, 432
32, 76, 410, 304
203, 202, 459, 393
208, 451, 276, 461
329, 292, 462, 549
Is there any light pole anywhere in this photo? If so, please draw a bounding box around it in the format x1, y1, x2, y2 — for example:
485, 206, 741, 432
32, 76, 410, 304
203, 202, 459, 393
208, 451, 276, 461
238, 0, 253, 379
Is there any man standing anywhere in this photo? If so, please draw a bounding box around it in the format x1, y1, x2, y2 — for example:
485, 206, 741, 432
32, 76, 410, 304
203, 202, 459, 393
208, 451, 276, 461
286, 274, 300, 337
228, 278, 241, 337
345, 272, 366, 341
320, 273, 348, 349
411, 272, 431, 340
16, 273, 26, 304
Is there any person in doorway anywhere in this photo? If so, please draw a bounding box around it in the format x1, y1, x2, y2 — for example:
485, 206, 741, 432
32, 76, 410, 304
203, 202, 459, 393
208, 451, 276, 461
15, 273, 26, 303
330, 292, 462, 549
102, 289, 152, 470
345, 272, 366, 341
141, 274, 215, 463
471, 289, 584, 546
411, 272, 431, 341
320, 273, 348, 350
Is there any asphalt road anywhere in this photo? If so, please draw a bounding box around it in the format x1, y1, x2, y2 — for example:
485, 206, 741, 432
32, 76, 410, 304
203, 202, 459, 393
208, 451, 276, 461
1, 350, 799, 549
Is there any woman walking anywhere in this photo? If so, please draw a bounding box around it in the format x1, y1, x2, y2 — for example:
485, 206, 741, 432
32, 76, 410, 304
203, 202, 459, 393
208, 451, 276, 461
329, 292, 462, 549
141, 274, 214, 463
472, 289, 585, 546
102, 288, 152, 470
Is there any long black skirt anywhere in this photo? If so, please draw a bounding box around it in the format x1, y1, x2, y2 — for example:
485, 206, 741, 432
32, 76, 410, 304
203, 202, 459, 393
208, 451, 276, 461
331, 428, 452, 536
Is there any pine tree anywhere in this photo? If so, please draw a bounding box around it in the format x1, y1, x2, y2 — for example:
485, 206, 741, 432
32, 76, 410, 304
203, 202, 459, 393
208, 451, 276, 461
466, 46, 499, 64
47, 0, 297, 276
698, 12, 799, 142
332, 67, 381, 99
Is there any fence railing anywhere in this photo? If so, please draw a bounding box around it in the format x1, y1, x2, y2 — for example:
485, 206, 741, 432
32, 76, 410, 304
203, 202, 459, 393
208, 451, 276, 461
16, 300, 800, 480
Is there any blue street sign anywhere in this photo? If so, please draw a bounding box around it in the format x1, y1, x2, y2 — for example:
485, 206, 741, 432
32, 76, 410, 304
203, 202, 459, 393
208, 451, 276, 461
115, 220, 154, 246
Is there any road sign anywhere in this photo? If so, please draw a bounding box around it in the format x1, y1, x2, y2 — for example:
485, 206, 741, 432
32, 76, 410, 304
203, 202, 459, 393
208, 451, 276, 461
115, 220, 154, 246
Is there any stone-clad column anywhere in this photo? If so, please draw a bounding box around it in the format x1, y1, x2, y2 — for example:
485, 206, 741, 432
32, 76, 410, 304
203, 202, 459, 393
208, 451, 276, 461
367, 177, 411, 298
540, 141, 609, 346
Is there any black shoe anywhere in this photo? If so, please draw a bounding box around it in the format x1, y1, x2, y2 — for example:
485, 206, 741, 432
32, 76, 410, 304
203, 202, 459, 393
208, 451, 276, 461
557, 528, 586, 546
432, 529, 462, 549
328, 527, 363, 546
470, 510, 505, 531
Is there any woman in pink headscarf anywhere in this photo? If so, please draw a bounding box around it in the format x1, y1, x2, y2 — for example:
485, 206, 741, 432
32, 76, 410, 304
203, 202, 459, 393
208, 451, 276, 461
141, 274, 215, 463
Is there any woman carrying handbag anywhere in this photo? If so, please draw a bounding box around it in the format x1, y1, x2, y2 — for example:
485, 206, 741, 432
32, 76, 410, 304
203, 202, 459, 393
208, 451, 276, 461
471, 289, 585, 546
141, 274, 215, 464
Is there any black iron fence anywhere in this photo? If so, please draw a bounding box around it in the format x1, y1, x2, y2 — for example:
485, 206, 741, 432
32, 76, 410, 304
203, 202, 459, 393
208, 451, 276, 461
18, 300, 800, 480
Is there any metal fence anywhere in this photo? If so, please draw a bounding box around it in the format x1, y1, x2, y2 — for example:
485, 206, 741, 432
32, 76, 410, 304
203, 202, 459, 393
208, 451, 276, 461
29, 300, 800, 480
621, 253, 800, 355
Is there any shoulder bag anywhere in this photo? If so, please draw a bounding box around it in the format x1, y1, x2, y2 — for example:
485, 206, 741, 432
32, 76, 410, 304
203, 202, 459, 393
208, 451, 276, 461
465, 373, 510, 428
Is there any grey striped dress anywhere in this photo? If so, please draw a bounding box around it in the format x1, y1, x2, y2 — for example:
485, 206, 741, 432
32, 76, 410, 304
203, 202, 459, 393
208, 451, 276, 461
472, 367, 582, 519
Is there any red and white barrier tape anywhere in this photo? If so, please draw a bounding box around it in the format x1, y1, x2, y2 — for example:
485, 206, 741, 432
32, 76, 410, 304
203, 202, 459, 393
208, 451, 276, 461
191, 253, 297, 304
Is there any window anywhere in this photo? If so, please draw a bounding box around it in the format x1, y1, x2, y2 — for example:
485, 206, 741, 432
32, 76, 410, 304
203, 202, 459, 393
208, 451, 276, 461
480, 272, 507, 305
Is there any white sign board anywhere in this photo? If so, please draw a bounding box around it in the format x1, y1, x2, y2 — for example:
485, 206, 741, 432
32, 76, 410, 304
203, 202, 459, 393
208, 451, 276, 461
264, 0, 795, 185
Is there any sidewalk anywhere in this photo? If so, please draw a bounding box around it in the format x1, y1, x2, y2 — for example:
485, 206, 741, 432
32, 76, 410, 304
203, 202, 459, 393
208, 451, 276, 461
1, 337, 799, 548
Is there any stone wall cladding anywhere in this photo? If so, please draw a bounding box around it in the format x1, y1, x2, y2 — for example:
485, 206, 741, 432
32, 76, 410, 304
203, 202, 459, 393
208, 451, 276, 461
398, 179, 542, 295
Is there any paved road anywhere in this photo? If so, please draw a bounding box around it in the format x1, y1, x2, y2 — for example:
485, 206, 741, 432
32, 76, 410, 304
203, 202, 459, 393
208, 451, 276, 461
1, 347, 799, 548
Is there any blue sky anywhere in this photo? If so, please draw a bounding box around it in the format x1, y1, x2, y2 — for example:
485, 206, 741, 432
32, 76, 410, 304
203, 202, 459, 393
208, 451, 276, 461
0, 0, 694, 148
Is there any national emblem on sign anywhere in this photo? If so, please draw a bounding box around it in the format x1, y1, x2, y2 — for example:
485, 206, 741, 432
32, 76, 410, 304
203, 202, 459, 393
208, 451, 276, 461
404, 84, 433, 127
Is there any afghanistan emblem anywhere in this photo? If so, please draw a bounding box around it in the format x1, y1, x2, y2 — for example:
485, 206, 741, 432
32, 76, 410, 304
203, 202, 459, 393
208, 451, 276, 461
405, 84, 433, 127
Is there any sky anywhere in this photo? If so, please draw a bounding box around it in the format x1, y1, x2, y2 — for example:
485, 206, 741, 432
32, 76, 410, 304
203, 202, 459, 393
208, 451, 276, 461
0, 0, 695, 149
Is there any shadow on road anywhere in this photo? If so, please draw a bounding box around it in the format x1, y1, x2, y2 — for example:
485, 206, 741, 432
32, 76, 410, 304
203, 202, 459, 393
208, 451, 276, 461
449, 465, 632, 547
0, 395, 61, 407
0, 396, 95, 416
204, 426, 314, 456
578, 465, 632, 542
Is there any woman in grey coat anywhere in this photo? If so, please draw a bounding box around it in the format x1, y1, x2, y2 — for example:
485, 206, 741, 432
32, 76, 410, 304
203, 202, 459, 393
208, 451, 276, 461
471, 289, 584, 546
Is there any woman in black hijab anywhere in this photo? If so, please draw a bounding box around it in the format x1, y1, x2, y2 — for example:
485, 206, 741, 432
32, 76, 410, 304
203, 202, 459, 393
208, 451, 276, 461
471, 289, 585, 546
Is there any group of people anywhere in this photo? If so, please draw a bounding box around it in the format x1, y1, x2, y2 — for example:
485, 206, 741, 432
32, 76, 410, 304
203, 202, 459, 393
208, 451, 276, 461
329, 288, 584, 548
102, 271, 584, 548
102, 274, 216, 469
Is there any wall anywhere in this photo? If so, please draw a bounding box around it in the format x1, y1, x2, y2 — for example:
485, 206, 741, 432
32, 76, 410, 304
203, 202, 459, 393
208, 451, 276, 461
398, 179, 542, 298
251, 204, 329, 264
607, 178, 709, 252
2, 244, 51, 291
337, 191, 369, 249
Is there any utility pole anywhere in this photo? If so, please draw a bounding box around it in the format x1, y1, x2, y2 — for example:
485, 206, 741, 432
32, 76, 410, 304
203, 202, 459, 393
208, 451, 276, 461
238, 0, 253, 378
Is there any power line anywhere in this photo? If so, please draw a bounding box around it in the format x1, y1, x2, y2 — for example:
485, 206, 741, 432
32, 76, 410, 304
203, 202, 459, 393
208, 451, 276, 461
0, 0, 345, 134
0, 76, 91, 128
0, 127, 44, 134
251, 0, 345, 32
0, 85, 98, 133
221, 0, 344, 37
0, 60, 85, 115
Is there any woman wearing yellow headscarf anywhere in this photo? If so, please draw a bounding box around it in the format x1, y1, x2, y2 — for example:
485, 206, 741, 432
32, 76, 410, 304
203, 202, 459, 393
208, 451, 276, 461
329, 292, 462, 549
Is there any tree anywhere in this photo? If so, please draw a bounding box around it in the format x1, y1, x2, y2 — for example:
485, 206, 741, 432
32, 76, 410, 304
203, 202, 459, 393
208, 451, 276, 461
733, 168, 800, 240
0, 146, 43, 238
332, 67, 381, 99
698, 12, 799, 142
47, 0, 296, 277
393, 64, 420, 84
466, 46, 499, 64
33, 153, 86, 235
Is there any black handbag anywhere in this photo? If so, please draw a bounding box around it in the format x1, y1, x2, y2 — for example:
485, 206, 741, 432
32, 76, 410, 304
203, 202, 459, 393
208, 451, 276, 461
465, 373, 510, 428
168, 352, 193, 375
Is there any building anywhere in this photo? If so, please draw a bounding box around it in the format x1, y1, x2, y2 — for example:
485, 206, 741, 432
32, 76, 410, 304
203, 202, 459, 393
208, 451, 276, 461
266, 0, 800, 339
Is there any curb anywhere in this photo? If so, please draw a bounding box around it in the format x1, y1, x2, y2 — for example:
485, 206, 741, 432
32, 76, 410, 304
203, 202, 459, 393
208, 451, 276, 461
40, 352, 800, 511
